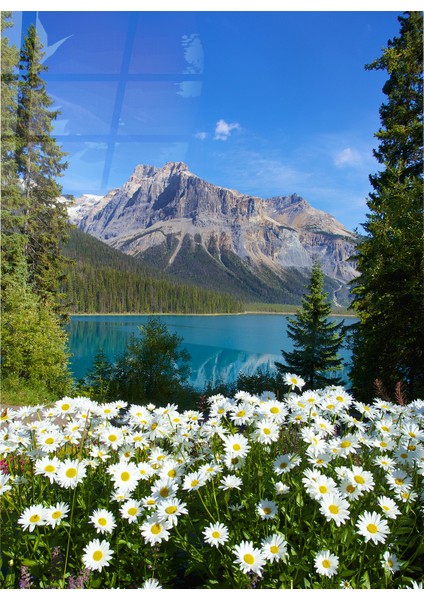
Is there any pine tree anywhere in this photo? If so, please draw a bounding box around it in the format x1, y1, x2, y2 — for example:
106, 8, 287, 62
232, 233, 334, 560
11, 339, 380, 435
15, 23, 70, 313
349, 12, 424, 402
275, 262, 345, 389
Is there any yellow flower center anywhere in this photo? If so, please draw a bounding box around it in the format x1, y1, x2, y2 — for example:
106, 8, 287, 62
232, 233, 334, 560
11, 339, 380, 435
151, 423, 158, 430
93, 550, 103, 561
367, 523, 378, 534
45, 437, 55, 445
408, 432, 416, 438
30, 514, 41, 523
263, 507, 272, 515
395, 478, 404, 486
104, 409, 111, 414
263, 428, 271, 435
44, 465, 55, 472
128, 507, 137, 516
270, 545, 279, 554
329, 504, 339, 514
168, 469, 176, 478
319, 485, 328, 494
66, 468, 77, 478
190, 480, 199, 487
151, 523, 162, 535
98, 518, 107, 526
233, 444, 241, 451
340, 441, 351, 448
147, 499, 155, 505
120, 472, 130, 482
382, 505, 389, 512
51, 511, 62, 519
322, 559, 331, 569
165, 506, 177, 515
61, 404, 70, 411
108, 434, 117, 442
381, 426, 389, 432
354, 475, 365, 485
236, 410, 245, 418
244, 553, 255, 565
212, 531, 220, 539
346, 484, 356, 493
270, 407, 279, 414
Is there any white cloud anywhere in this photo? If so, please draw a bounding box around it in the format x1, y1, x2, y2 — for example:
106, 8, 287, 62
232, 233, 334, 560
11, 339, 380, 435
214, 119, 240, 141
334, 147, 362, 167
194, 131, 208, 140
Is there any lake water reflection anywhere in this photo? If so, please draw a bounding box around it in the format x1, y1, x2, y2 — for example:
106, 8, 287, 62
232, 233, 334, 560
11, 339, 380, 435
67, 314, 356, 390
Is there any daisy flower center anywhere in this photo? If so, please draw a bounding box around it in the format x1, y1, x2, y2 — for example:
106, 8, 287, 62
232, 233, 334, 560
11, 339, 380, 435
395, 478, 404, 485
45, 438, 54, 445
354, 475, 365, 484
52, 511, 62, 519
340, 441, 351, 448
236, 411, 245, 418
120, 472, 130, 482
61, 404, 70, 411
128, 508, 137, 516
263, 428, 271, 435
190, 480, 199, 487
382, 426, 390, 432
319, 485, 328, 494
346, 484, 356, 493
270, 545, 279, 554
151, 523, 162, 535
93, 550, 103, 561
160, 488, 169, 497
367, 523, 378, 534
212, 531, 221, 539
168, 469, 176, 477
66, 468, 77, 478
263, 507, 272, 515
244, 553, 255, 565
108, 434, 117, 442
270, 407, 279, 414
165, 506, 177, 514
322, 559, 331, 568
30, 515, 41, 523
329, 504, 339, 514
44, 465, 55, 472
98, 518, 107, 526
232, 444, 241, 451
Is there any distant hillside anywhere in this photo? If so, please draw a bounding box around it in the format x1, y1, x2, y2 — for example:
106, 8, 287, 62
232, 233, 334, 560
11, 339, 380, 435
62, 227, 244, 314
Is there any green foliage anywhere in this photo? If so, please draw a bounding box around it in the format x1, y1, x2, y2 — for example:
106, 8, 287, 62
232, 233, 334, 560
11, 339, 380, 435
350, 11, 424, 402
1, 279, 72, 396
62, 228, 245, 315
275, 262, 345, 389
1, 15, 72, 399
80, 317, 197, 408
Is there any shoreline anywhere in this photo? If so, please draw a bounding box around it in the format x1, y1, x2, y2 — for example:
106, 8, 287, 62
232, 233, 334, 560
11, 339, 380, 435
69, 310, 356, 318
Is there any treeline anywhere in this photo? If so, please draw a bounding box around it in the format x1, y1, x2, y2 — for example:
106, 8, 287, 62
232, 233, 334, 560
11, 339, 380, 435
62, 227, 245, 314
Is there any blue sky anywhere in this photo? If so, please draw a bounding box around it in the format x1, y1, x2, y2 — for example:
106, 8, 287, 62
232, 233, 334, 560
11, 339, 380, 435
4, 6, 414, 231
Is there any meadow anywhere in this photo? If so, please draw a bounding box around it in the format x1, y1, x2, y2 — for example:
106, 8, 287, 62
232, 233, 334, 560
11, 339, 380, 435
0, 375, 423, 589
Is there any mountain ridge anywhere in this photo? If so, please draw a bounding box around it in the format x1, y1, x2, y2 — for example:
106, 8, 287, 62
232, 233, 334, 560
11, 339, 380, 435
67, 162, 358, 305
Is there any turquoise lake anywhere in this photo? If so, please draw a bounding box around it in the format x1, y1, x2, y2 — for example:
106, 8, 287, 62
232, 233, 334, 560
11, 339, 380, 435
67, 314, 356, 391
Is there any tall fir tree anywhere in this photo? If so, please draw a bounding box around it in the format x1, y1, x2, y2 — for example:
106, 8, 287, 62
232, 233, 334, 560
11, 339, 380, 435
349, 12, 424, 402
275, 262, 345, 389
15, 23, 70, 314
1, 16, 72, 400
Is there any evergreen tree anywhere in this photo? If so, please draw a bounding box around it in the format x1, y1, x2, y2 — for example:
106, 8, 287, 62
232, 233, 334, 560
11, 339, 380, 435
1, 16, 72, 400
83, 348, 114, 403
15, 23, 69, 313
275, 262, 345, 389
112, 317, 192, 406
349, 12, 424, 402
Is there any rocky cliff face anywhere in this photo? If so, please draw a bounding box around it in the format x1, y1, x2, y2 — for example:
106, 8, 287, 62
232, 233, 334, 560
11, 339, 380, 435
69, 162, 358, 305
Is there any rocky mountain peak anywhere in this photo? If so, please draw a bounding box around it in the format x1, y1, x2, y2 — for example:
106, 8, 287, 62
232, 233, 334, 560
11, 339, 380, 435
69, 162, 358, 306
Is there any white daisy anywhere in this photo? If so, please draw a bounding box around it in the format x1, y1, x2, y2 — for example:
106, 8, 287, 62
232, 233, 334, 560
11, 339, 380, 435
82, 538, 114, 572
89, 508, 116, 534
377, 496, 401, 520
18, 504, 47, 532
156, 498, 188, 526
257, 499, 278, 520
203, 522, 229, 547
319, 493, 350, 526
314, 550, 339, 577
261, 533, 288, 563
140, 516, 172, 545
284, 373, 305, 390
45, 502, 69, 529
223, 433, 251, 458
356, 511, 390, 545
140, 578, 162, 589
108, 459, 142, 492
56, 459, 87, 489
218, 474, 243, 491
381, 551, 400, 574
120, 499, 143, 523
233, 541, 266, 576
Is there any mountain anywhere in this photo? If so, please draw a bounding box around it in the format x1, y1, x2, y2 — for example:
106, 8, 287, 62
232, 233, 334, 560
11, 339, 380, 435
68, 162, 358, 305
